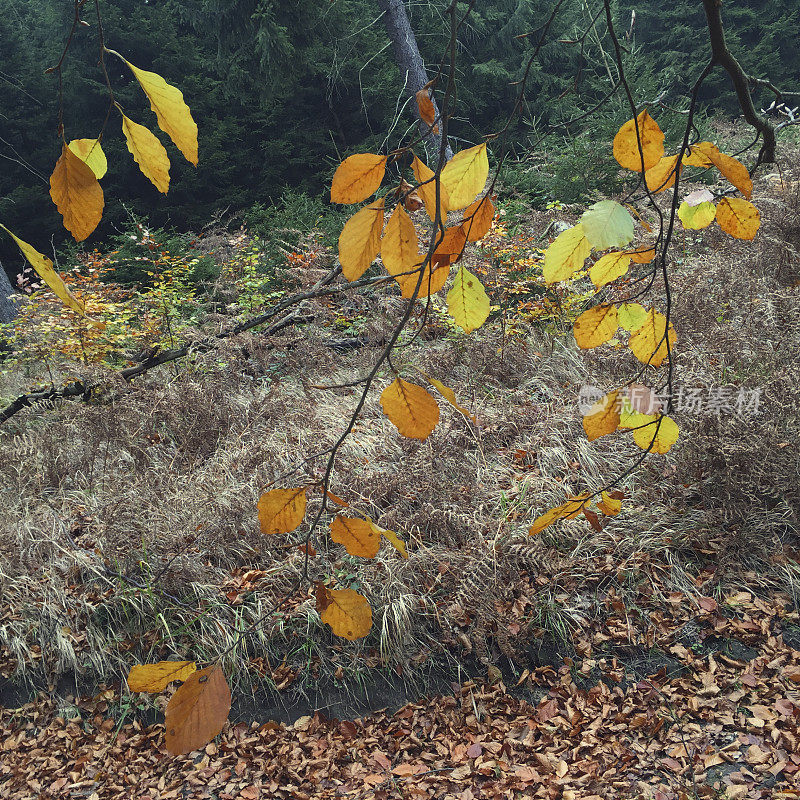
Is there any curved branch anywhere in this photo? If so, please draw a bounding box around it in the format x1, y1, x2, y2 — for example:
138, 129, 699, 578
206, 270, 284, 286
701, 0, 776, 163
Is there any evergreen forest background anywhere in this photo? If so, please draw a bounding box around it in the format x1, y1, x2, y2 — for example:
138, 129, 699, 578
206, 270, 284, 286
1, 0, 798, 272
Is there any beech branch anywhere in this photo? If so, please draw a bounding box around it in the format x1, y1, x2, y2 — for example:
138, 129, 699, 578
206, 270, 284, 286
701, 0, 776, 163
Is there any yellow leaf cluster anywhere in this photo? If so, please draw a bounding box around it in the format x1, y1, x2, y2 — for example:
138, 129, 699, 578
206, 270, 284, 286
123, 57, 198, 166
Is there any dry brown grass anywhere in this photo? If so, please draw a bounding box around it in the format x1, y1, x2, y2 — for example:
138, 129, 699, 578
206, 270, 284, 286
1, 128, 798, 696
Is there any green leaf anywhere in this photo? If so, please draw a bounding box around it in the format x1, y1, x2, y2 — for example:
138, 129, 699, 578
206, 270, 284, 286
580, 200, 635, 250
446, 265, 490, 333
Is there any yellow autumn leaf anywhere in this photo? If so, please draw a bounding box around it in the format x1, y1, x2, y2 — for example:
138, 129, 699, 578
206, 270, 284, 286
120, 112, 170, 194
368, 520, 408, 558
529, 496, 588, 535
617, 302, 647, 332
0, 224, 103, 324
67, 138, 107, 179
543, 224, 591, 284
715, 197, 760, 240
121, 57, 198, 165
447, 265, 490, 334
381, 204, 420, 279
380, 378, 440, 440
597, 491, 622, 516
645, 155, 680, 193
411, 154, 449, 222
49, 144, 104, 241
632, 415, 679, 454
626, 245, 656, 264
692, 142, 752, 198
440, 143, 489, 209
628, 308, 677, 366
590, 252, 631, 288
529, 504, 568, 535
257, 487, 307, 534
128, 660, 196, 693
678, 200, 716, 230
330, 515, 380, 558
682, 142, 713, 168
331, 153, 387, 204
582, 390, 620, 441
316, 584, 372, 640
613, 110, 664, 172
424, 374, 476, 423
463, 194, 495, 241
338, 199, 385, 281
573, 305, 619, 349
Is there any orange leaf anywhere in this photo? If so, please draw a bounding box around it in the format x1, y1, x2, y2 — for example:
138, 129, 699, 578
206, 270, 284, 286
432, 224, 467, 268
331, 154, 387, 204
164, 665, 231, 755
49, 144, 104, 241
381, 204, 421, 279
597, 491, 622, 516
625, 245, 656, 264
463, 194, 495, 241
257, 488, 307, 535
692, 142, 753, 198
628, 308, 677, 366
411, 154, 449, 223
330, 515, 380, 558
415, 89, 437, 130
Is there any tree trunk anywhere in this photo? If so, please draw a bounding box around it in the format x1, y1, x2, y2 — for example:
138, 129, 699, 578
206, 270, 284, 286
0, 263, 19, 325
377, 0, 453, 163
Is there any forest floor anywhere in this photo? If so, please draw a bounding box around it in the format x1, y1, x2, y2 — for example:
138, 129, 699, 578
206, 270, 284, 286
1, 124, 800, 799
